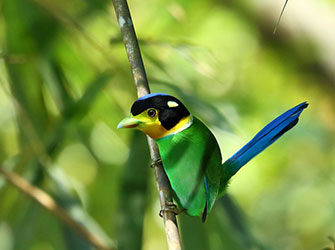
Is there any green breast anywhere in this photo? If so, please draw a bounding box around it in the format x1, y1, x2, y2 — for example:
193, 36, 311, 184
156, 117, 222, 216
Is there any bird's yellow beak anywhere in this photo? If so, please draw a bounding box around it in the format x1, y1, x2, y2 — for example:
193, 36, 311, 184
117, 116, 143, 129
117, 111, 168, 139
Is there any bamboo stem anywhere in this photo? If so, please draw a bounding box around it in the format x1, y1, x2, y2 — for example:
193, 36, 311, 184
0, 167, 112, 250
111, 1, 182, 249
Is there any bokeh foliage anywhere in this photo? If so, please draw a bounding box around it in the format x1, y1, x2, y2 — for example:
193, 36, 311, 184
0, 0, 334, 249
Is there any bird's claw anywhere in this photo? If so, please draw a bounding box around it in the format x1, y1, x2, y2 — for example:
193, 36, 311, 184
159, 202, 180, 217
150, 159, 162, 168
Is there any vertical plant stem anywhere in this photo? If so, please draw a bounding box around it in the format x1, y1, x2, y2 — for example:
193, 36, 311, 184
111, 1, 182, 249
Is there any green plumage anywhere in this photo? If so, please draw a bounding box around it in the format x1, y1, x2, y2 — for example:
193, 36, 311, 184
156, 117, 229, 217
118, 93, 307, 221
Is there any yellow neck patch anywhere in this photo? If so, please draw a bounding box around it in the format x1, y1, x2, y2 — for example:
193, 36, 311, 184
139, 114, 193, 140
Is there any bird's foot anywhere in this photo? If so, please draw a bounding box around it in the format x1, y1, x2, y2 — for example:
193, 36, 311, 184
159, 202, 181, 217
150, 158, 162, 168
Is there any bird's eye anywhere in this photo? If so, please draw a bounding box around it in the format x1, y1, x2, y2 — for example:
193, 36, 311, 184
147, 109, 157, 118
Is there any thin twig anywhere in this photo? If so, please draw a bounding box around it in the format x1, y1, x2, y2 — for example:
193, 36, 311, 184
111, 1, 182, 249
0, 167, 112, 250
273, 0, 289, 34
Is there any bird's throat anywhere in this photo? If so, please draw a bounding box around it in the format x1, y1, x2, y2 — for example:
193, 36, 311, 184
142, 115, 193, 140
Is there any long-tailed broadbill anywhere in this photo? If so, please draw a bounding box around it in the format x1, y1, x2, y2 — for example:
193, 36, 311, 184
117, 93, 308, 221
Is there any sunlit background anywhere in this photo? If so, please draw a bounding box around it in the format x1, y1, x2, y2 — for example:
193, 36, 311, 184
0, 0, 334, 249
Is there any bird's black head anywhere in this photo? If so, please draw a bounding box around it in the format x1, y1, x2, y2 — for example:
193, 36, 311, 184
117, 93, 192, 139
130, 93, 190, 130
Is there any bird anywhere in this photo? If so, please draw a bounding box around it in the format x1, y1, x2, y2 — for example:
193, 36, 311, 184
117, 93, 308, 222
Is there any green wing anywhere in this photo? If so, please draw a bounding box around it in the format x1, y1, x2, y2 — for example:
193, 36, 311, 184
156, 117, 222, 217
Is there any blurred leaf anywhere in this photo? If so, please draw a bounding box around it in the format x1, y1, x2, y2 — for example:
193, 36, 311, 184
3, 0, 60, 54
73, 71, 113, 120
48, 167, 114, 248
117, 131, 150, 250
0, 222, 13, 250
10, 201, 66, 250
219, 195, 267, 250
41, 60, 76, 118
61, 225, 92, 250
179, 214, 210, 250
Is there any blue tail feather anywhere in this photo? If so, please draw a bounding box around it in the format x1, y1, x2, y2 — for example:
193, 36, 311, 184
223, 102, 308, 175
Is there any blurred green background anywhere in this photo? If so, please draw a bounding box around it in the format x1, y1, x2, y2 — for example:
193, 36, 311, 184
0, 0, 334, 249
